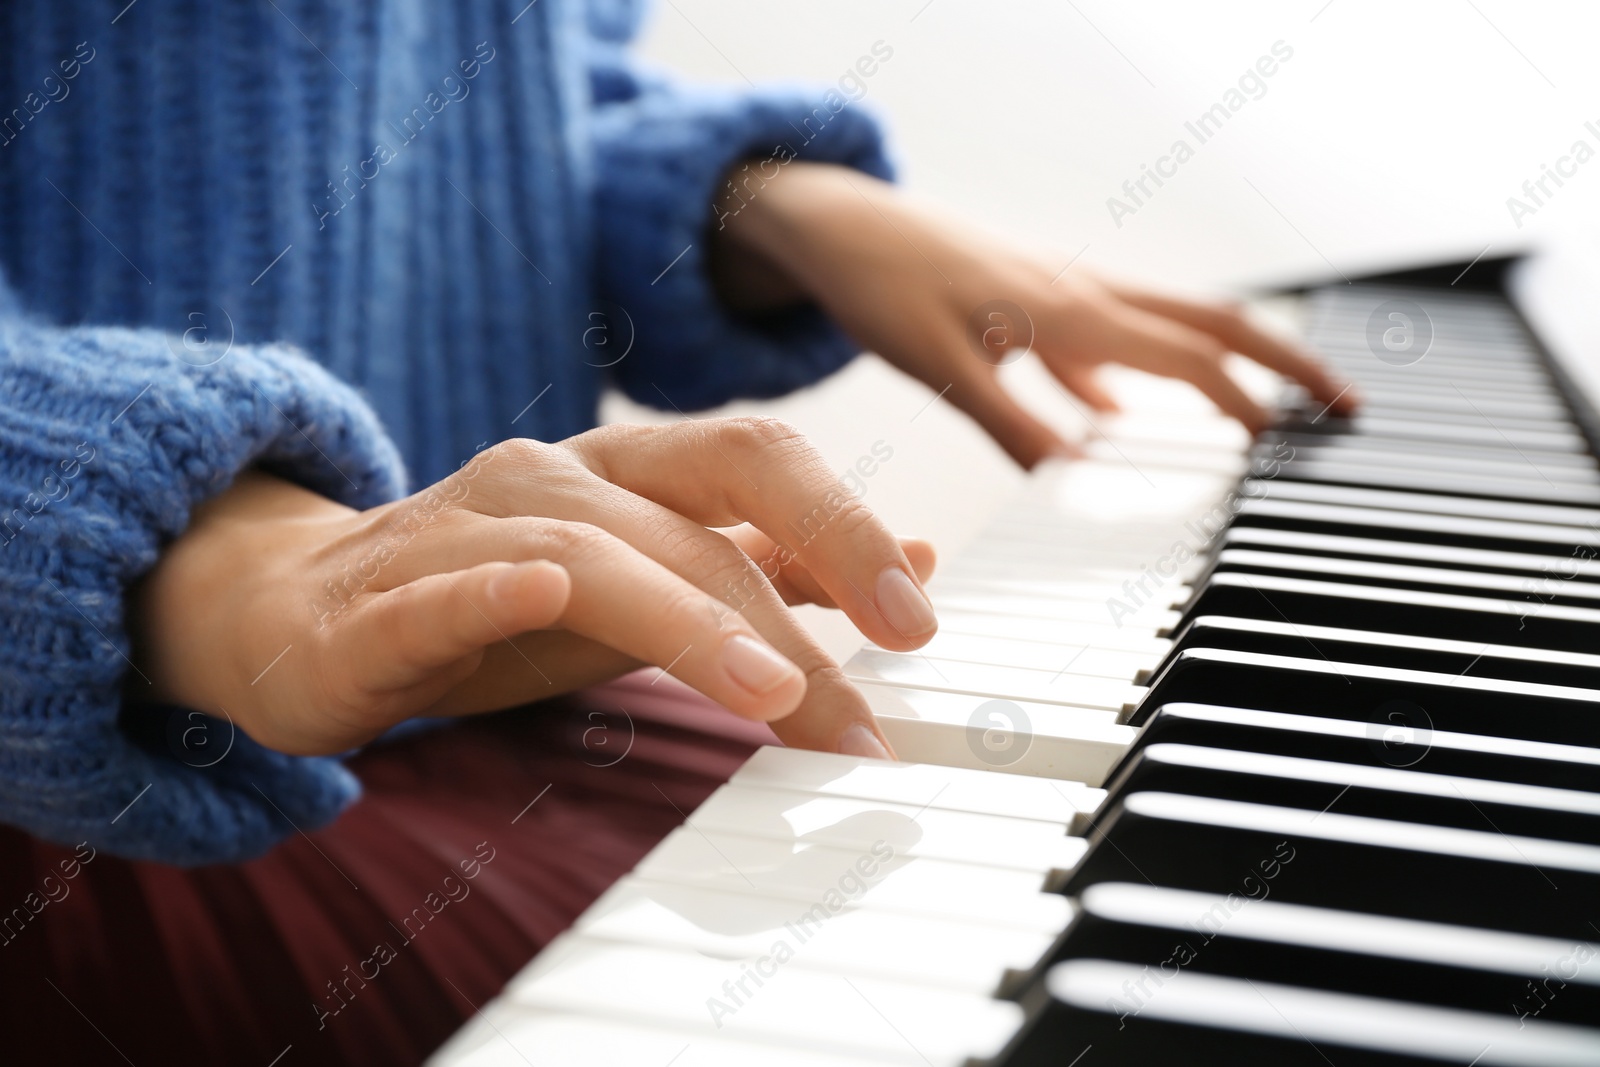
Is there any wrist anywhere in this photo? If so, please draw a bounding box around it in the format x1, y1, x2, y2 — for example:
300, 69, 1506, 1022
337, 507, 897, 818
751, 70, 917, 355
710, 162, 893, 312
127, 471, 354, 715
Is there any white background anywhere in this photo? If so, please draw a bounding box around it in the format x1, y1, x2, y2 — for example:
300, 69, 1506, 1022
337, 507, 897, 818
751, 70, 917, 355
606, 0, 1600, 659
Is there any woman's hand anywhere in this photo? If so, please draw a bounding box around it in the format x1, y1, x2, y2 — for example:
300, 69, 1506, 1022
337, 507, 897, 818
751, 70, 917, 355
712, 163, 1359, 468
129, 418, 935, 759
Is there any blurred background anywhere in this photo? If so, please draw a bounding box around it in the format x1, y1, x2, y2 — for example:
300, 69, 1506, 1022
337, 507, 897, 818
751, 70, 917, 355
605, 0, 1600, 657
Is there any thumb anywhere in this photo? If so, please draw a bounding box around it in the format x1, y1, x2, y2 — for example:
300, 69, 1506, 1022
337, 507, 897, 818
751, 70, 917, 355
337, 559, 571, 699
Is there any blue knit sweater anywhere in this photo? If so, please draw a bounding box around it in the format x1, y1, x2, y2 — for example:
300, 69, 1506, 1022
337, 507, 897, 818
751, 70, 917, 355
0, 0, 892, 864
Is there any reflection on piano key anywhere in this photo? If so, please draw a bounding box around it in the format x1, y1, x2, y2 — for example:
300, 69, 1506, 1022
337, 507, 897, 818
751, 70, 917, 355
500, 937, 1025, 1065
853, 683, 1135, 784
1020, 960, 1600, 1066
728, 746, 1102, 822
686, 784, 1085, 871
634, 826, 1072, 930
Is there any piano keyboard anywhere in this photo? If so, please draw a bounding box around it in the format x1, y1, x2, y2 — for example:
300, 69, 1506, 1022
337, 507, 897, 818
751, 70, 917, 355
429, 282, 1600, 1065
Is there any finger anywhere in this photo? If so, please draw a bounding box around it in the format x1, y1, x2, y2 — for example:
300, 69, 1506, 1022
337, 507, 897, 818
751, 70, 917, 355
902, 537, 937, 584
536, 514, 895, 757
517, 484, 899, 759
1054, 365, 1121, 413
530, 521, 816, 724
376, 442, 899, 759
427, 630, 643, 717
330, 558, 571, 713
1103, 283, 1359, 415
360, 511, 813, 723
1085, 301, 1272, 433
567, 420, 942, 652
723, 526, 937, 608
945, 368, 1079, 469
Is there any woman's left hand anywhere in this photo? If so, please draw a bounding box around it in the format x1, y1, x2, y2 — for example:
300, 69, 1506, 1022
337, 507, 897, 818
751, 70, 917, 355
712, 163, 1359, 469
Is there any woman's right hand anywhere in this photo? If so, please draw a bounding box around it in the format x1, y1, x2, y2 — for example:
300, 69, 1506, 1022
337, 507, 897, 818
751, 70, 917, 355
129, 418, 936, 760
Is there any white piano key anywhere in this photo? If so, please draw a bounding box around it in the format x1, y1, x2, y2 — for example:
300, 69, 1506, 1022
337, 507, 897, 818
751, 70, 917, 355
855, 683, 1137, 786
982, 509, 1210, 535
845, 649, 1145, 712
942, 554, 1189, 583
976, 515, 1207, 540
1023, 460, 1241, 514
572, 877, 1056, 994
686, 784, 1085, 872
933, 608, 1176, 643
1082, 436, 1250, 475
955, 526, 1178, 550
430, 1008, 904, 1067
730, 745, 1104, 824
940, 543, 1173, 568
633, 827, 1073, 931
882, 628, 1169, 666
957, 527, 1190, 556
859, 643, 1160, 684
1079, 412, 1254, 452
504, 935, 1025, 1066
932, 590, 1181, 626
929, 575, 1188, 605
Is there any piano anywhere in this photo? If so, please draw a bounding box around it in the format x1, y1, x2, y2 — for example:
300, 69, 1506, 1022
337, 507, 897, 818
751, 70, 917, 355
427, 246, 1600, 1066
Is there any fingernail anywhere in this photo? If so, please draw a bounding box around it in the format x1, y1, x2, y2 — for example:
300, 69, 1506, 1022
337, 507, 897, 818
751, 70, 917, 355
838, 723, 891, 761
875, 567, 937, 638
722, 634, 801, 695
487, 563, 526, 603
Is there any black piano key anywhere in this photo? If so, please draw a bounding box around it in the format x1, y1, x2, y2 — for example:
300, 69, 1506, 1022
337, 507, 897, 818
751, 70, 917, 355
1270, 460, 1600, 508
1256, 439, 1600, 485
1132, 646, 1600, 747
1162, 614, 1600, 691
1313, 359, 1553, 389
1281, 415, 1585, 453
1100, 743, 1600, 845
1344, 395, 1568, 419
1247, 480, 1600, 528
1320, 345, 1549, 368
1202, 548, 1600, 611
1320, 393, 1572, 421
1305, 356, 1553, 385
1179, 572, 1600, 652
1303, 409, 1574, 440
1231, 498, 1600, 557
997, 961, 1600, 1067
1033, 882, 1600, 1027
1266, 431, 1600, 475
1312, 378, 1558, 406
1058, 791, 1600, 939
1218, 526, 1600, 582
1131, 703, 1600, 792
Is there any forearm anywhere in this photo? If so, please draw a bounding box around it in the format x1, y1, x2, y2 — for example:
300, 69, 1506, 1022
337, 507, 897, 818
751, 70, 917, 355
709, 163, 895, 314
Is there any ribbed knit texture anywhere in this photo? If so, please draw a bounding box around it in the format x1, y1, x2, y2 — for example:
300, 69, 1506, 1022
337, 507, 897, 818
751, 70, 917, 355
0, 0, 893, 863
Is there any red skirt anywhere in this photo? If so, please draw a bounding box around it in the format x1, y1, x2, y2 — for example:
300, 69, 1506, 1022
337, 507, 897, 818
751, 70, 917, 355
0, 674, 773, 1066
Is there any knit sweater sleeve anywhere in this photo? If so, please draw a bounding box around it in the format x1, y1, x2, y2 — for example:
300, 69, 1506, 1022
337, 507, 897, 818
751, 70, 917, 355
584, 4, 896, 410
0, 275, 408, 865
